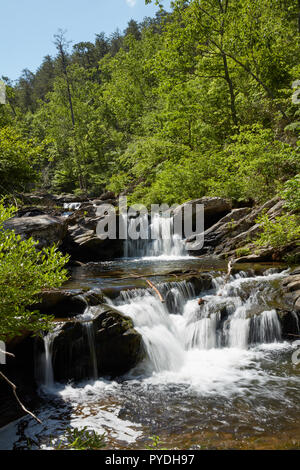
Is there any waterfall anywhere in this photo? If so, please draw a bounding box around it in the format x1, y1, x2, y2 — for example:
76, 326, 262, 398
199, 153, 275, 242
63, 202, 81, 211
250, 310, 282, 344
113, 273, 287, 374
123, 213, 186, 258
84, 322, 98, 380
42, 333, 55, 388
116, 280, 195, 315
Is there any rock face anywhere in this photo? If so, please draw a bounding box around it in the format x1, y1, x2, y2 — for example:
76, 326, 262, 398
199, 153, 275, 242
3, 215, 68, 248
63, 213, 123, 261
186, 207, 250, 253
277, 268, 300, 339
281, 269, 300, 313
186, 197, 296, 260
174, 197, 232, 231
45, 304, 145, 381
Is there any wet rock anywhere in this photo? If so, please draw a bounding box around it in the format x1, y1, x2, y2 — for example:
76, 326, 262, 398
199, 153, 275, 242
37, 288, 104, 318
50, 304, 145, 381
189, 274, 213, 294
277, 310, 300, 339
3, 215, 68, 248
15, 207, 48, 218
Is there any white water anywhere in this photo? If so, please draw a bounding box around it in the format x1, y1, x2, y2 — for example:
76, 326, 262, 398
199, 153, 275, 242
38, 272, 289, 390
123, 213, 186, 258
3, 269, 299, 450
84, 322, 98, 380
63, 202, 81, 211
41, 332, 56, 389
114, 272, 288, 377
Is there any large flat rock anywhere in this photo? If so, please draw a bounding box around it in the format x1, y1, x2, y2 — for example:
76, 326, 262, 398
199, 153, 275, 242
3, 215, 67, 248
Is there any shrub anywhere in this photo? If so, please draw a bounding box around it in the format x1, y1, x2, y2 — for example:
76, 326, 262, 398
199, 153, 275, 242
281, 175, 300, 212
55, 427, 106, 450
0, 202, 69, 340
254, 213, 300, 250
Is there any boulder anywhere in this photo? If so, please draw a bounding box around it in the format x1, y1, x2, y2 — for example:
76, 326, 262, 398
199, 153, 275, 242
37, 288, 104, 318
46, 304, 145, 381
63, 214, 123, 261
186, 207, 250, 254
17, 192, 57, 207
280, 270, 300, 313
99, 191, 116, 201
54, 194, 89, 204
3, 215, 68, 248
186, 197, 292, 259
174, 197, 232, 232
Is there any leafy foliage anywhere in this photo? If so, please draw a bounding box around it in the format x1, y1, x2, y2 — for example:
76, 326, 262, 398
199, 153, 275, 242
0, 203, 69, 340
281, 174, 300, 211
254, 213, 300, 250
55, 427, 106, 450
1, 1, 299, 204
0, 127, 41, 194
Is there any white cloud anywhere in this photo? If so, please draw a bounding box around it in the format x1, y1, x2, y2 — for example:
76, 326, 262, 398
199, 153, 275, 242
126, 0, 137, 7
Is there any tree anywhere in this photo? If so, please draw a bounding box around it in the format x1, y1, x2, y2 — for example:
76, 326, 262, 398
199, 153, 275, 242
53, 30, 87, 191
33, 55, 56, 103
0, 126, 41, 195
54, 30, 75, 127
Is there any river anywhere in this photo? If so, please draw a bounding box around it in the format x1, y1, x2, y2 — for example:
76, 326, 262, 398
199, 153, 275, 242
0, 217, 299, 450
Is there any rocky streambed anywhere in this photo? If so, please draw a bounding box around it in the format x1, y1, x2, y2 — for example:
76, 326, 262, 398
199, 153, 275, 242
0, 193, 299, 450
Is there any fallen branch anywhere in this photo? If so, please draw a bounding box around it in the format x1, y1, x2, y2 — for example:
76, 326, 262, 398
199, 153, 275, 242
224, 259, 234, 283
217, 259, 235, 296
0, 371, 42, 424
0, 349, 15, 359
145, 280, 165, 303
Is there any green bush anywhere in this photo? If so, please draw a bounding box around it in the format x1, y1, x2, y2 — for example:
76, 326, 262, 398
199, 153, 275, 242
0, 202, 69, 340
235, 247, 251, 257
281, 174, 300, 211
254, 213, 300, 250
55, 427, 106, 450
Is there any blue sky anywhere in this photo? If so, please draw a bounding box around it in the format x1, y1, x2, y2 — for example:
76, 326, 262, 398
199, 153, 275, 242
0, 0, 171, 82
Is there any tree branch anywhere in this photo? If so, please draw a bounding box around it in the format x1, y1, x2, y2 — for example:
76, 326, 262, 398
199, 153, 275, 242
0, 371, 42, 424
146, 279, 165, 303
0, 349, 15, 358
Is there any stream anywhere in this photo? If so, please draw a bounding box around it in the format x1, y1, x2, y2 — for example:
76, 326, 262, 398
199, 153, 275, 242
0, 216, 300, 450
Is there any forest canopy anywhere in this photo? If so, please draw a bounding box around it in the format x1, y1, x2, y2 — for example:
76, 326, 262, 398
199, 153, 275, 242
0, 0, 299, 207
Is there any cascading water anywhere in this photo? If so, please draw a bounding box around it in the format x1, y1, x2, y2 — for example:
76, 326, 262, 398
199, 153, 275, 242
123, 213, 186, 258
63, 202, 81, 211
40, 330, 59, 388
84, 322, 98, 380
5, 267, 300, 451
114, 272, 287, 374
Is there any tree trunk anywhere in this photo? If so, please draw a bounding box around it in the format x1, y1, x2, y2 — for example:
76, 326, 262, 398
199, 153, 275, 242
222, 52, 239, 127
